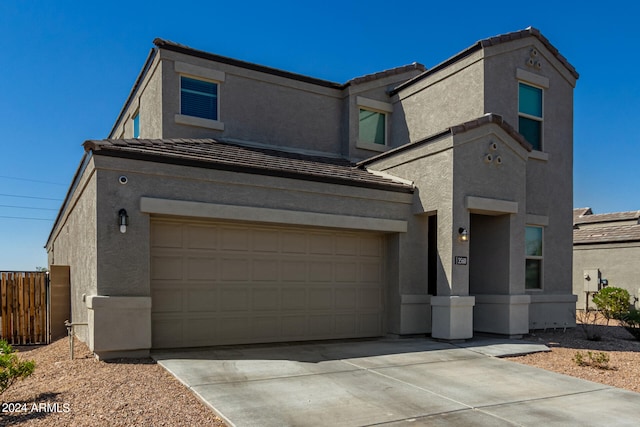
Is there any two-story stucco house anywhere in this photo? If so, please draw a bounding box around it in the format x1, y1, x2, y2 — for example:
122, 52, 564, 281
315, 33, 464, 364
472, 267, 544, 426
47, 27, 579, 359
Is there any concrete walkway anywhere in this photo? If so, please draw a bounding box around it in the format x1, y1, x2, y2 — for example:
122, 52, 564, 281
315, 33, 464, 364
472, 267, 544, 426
153, 337, 640, 426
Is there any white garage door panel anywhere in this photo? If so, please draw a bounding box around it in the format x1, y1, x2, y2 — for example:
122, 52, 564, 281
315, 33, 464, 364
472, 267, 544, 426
151, 218, 385, 348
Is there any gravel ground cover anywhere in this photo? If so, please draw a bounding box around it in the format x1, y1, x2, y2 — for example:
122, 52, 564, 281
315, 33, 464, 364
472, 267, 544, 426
1, 337, 226, 426
2, 320, 638, 425
506, 319, 640, 393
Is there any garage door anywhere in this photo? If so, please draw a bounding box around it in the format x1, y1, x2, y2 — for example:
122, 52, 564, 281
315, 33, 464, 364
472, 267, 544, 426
150, 218, 385, 348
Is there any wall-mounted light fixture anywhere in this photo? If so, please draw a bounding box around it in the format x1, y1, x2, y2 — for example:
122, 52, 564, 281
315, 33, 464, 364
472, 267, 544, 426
458, 227, 469, 242
118, 209, 129, 234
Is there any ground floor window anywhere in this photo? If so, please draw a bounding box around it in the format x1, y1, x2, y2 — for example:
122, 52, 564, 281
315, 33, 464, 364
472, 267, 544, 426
525, 226, 543, 289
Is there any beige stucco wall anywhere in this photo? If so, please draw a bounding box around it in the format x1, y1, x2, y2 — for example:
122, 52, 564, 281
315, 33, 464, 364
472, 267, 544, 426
573, 243, 640, 309
46, 158, 98, 343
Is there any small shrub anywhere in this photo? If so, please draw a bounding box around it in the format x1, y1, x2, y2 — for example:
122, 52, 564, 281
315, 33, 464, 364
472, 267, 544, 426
573, 351, 611, 370
620, 308, 640, 341
592, 287, 631, 322
575, 309, 603, 341
0, 339, 35, 395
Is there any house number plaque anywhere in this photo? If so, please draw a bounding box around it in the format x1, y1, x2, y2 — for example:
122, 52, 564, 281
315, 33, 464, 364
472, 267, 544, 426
455, 256, 468, 265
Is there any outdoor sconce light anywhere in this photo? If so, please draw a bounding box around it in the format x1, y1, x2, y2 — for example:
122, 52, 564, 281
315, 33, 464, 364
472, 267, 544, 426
118, 209, 129, 234
458, 227, 469, 242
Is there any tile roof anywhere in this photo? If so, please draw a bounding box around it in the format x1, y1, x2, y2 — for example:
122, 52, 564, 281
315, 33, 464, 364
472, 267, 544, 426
574, 224, 640, 245
573, 208, 640, 244
573, 209, 640, 225
84, 139, 414, 193
573, 207, 593, 223
346, 63, 426, 86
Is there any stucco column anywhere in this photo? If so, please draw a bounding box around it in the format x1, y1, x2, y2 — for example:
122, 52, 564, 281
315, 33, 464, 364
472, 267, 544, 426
431, 295, 475, 340
86, 295, 152, 360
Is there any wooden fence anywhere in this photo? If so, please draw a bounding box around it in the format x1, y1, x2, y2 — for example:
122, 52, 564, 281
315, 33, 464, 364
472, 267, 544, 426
0, 271, 49, 345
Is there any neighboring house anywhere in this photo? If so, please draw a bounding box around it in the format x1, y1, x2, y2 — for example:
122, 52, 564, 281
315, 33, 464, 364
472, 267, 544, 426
46, 27, 579, 359
573, 208, 640, 310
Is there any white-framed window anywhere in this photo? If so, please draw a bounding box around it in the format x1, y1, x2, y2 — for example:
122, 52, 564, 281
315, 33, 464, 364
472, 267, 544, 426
133, 112, 140, 138
180, 76, 219, 121
525, 225, 543, 289
518, 82, 543, 151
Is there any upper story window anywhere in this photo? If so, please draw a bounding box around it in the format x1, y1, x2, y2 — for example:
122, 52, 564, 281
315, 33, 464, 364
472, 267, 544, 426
359, 108, 386, 145
133, 112, 140, 138
525, 225, 543, 289
355, 97, 392, 152
180, 76, 218, 121
518, 82, 543, 151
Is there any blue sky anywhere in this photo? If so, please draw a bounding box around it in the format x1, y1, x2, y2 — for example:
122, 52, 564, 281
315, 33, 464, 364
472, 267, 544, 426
0, 1, 638, 270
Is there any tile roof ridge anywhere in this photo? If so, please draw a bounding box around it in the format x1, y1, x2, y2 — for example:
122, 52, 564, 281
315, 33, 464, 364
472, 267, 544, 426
346, 62, 426, 86
449, 113, 532, 151
390, 27, 578, 96
153, 38, 344, 90
357, 113, 531, 167
587, 209, 640, 217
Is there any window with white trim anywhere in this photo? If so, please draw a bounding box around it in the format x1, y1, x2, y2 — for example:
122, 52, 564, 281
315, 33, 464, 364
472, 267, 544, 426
180, 76, 218, 121
525, 226, 543, 289
518, 82, 543, 151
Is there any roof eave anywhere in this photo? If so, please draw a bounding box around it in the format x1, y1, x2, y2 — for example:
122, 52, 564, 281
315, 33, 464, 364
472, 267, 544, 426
107, 47, 158, 138
358, 113, 531, 167
153, 38, 345, 90
88, 144, 414, 194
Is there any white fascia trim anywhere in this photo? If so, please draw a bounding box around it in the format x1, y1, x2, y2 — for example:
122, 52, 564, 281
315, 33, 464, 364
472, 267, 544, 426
528, 150, 549, 161
466, 196, 518, 214
356, 96, 393, 113
366, 169, 414, 187
516, 68, 549, 88
140, 197, 407, 233
175, 114, 225, 130
175, 61, 226, 82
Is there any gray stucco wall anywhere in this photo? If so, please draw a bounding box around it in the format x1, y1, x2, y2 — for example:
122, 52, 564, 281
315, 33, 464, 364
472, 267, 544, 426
573, 243, 640, 309
482, 38, 576, 298
452, 125, 528, 296
365, 134, 455, 301
112, 47, 423, 163
46, 159, 98, 342
392, 51, 485, 145
111, 55, 164, 139
91, 155, 413, 298
156, 50, 344, 154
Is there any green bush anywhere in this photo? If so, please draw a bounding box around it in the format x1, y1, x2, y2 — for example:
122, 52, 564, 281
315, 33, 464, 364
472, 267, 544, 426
573, 351, 611, 369
0, 339, 35, 395
592, 287, 631, 321
620, 308, 640, 341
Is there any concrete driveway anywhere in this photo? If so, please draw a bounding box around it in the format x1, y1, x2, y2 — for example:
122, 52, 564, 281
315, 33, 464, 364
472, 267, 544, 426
153, 337, 640, 426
